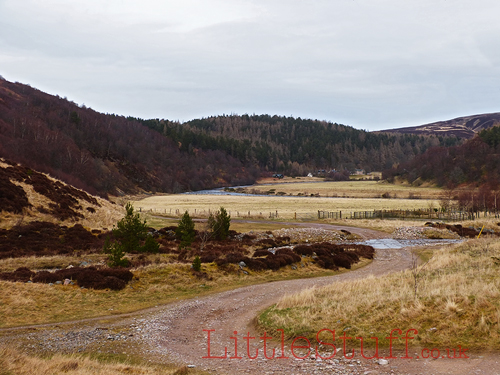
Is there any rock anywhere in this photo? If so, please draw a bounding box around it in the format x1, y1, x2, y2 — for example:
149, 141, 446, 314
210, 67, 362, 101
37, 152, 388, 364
55, 281, 62, 285
239, 261, 247, 268
378, 359, 389, 365
64, 279, 71, 285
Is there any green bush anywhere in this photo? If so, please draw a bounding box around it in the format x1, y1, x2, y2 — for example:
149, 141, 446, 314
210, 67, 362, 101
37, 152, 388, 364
208, 207, 231, 240
142, 233, 160, 253
176, 211, 196, 249
192, 255, 202, 272
103, 202, 159, 266
103, 237, 130, 268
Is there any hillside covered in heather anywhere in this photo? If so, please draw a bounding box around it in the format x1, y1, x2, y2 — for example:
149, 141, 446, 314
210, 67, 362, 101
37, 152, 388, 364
0, 78, 258, 197
384, 126, 500, 212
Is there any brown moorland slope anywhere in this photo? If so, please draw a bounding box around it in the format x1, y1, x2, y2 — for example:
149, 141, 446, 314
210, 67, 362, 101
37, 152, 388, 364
378, 112, 500, 139
0, 158, 123, 230
0, 78, 257, 197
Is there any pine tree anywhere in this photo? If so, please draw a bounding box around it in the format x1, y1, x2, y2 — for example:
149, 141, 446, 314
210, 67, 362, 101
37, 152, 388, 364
192, 255, 202, 272
113, 202, 149, 253
176, 211, 196, 249
208, 207, 231, 240
103, 202, 159, 266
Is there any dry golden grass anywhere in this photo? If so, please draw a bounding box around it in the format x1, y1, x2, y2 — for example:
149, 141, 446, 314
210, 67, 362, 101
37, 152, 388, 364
0, 346, 206, 375
0, 256, 350, 328
259, 237, 500, 349
1, 163, 123, 230
143, 213, 297, 232
131, 194, 440, 220
249, 180, 443, 199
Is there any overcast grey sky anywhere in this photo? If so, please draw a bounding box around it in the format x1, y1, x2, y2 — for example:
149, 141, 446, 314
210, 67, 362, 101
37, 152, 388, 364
1, 0, 499, 130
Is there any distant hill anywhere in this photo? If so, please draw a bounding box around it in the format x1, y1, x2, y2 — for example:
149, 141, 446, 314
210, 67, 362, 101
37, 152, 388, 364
0, 78, 257, 197
138, 115, 461, 175
383, 125, 500, 212
0, 77, 465, 194
378, 113, 500, 139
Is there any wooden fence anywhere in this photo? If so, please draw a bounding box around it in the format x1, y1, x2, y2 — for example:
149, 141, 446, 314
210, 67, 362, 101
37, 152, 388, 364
138, 207, 497, 222
317, 209, 483, 221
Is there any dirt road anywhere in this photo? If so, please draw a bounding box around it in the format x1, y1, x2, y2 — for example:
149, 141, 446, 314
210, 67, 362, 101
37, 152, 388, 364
129, 223, 500, 374
2, 223, 498, 374
132, 244, 413, 374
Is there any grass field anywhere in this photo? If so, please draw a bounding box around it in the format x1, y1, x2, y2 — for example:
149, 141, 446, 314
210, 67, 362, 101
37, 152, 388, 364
259, 236, 500, 350
131, 194, 440, 220
247, 180, 443, 199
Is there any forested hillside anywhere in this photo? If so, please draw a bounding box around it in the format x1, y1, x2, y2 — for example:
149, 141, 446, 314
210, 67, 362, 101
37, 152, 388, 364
0, 79, 258, 197
138, 115, 461, 175
384, 126, 500, 212
0, 77, 466, 198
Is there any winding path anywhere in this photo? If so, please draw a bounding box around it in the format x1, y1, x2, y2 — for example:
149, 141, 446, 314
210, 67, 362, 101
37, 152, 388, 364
2, 223, 495, 374
129, 223, 416, 374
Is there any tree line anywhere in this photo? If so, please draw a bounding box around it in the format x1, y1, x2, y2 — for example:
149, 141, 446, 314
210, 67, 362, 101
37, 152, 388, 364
136, 114, 461, 175
385, 126, 500, 212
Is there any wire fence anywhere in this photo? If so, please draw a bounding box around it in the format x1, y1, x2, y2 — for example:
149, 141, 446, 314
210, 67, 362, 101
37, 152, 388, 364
137, 207, 499, 222
318, 209, 492, 221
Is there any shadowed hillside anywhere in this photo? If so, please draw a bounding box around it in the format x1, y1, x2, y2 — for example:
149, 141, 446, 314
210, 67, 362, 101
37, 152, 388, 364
0, 78, 258, 197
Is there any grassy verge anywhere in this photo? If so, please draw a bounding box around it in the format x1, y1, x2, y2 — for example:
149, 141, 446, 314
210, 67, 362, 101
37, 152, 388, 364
258, 236, 500, 350
0, 345, 207, 375
0, 256, 354, 328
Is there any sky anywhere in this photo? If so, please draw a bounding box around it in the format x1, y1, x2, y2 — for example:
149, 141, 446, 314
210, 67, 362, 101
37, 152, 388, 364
1, 0, 499, 131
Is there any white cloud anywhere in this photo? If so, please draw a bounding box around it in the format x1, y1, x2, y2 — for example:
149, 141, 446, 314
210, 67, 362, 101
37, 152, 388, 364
1, 0, 500, 129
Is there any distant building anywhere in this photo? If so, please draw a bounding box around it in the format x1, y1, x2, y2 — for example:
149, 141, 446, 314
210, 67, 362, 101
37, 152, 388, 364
368, 172, 382, 180
354, 169, 365, 175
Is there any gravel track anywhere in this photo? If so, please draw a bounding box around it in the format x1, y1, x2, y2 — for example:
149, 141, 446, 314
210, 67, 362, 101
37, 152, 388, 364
2, 223, 498, 374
